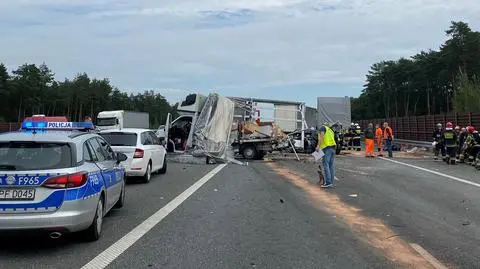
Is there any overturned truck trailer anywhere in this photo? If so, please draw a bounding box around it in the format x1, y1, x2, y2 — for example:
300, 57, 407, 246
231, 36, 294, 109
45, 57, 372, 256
191, 94, 236, 161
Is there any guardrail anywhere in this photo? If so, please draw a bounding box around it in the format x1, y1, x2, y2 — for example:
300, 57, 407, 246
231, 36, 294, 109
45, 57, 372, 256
395, 139, 431, 148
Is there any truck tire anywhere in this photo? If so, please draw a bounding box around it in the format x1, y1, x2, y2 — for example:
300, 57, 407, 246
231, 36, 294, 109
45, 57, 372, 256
242, 146, 257, 160
256, 150, 266, 160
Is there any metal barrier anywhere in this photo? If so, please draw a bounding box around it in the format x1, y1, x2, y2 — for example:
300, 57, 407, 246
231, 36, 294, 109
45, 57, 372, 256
395, 139, 431, 148
358, 112, 480, 141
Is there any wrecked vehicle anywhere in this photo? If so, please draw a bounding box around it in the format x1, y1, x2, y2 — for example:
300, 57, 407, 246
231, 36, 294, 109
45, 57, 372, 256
156, 93, 283, 162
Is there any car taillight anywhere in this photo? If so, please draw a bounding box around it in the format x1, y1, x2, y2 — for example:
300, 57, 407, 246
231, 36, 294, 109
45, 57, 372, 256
43, 172, 88, 189
134, 148, 144, 158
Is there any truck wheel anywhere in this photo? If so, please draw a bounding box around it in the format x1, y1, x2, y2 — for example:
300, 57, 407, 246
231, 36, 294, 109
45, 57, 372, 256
242, 146, 257, 160
255, 151, 266, 160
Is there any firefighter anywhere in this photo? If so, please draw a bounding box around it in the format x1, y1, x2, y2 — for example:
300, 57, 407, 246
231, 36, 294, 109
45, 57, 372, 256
353, 123, 362, 151
433, 123, 445, 161
443, 122, 457, 164
467, 127, 480, 167
347, 123, 355, 150
460, 126, 479, 165
458, 127, 467, 161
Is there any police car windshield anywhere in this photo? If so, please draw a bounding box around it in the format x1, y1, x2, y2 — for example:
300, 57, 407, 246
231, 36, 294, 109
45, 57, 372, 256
99, 132, 137, 146
97, 118, 117, 126
0, 142, 72, 170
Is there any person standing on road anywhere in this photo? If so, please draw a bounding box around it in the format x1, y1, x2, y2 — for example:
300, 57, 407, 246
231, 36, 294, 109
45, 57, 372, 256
364, 123, 375, 157
433, 123, 445, 161
375, 123, 383, 156
458, 127, 468, 162
383, 122, 394, 158
443, 122, 457, 164
316, 124, 337, 188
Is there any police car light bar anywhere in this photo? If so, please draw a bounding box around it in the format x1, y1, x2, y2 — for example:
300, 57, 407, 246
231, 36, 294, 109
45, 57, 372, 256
21, 121, 94, 130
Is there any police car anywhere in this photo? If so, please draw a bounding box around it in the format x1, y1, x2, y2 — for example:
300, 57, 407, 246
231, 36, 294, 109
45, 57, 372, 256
0, 120, 127, 241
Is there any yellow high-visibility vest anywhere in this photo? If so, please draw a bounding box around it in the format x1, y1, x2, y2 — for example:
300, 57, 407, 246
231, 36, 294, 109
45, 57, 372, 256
318, 126, 337, 149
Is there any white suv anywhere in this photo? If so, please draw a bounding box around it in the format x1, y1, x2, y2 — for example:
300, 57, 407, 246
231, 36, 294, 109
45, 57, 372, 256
99, 129, 167, 183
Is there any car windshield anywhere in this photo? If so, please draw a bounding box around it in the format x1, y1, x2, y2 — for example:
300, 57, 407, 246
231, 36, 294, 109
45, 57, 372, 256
96, 117, 117, 126
0, 142, 72, 170
99, 132, 137, 146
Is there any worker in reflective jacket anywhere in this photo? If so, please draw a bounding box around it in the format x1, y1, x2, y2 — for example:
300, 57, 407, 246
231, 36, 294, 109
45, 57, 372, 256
375, 123, 383, 156
316, 124, 337, 188
443, 122, 457, 164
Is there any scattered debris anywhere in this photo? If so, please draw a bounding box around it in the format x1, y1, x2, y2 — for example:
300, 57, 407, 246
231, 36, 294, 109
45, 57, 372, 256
462, 221, 471, 226
214, 188, 218, 192
349, 194, 358, 198
160, 197, 164, 200
280, 199, 284, 203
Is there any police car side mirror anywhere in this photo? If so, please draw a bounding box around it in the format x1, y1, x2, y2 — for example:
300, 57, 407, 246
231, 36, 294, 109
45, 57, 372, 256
117, 153, 128, 163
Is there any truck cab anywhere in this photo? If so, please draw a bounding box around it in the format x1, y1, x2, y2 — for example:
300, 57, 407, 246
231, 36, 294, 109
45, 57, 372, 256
157, 94, 207, 153
96, 110, 123, 130
96, 110, 150, 131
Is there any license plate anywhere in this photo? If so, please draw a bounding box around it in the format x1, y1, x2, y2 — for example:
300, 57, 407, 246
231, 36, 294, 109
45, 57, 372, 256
0, 188, 36, 201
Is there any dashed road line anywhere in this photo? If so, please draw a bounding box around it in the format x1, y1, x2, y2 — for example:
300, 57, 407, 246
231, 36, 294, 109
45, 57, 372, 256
410, 243, 449, 269
379, 157, 480, 188
80, 164, 227, 269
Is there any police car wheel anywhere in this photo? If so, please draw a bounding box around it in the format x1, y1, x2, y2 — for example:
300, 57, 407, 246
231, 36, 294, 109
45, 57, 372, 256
143, 163, 152, 183
85, 198, 104, 241
159, 157, 167, 174
114, 181, 126, 209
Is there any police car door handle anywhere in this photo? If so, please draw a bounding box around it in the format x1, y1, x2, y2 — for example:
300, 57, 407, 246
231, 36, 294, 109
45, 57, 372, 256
101, 167, 108, 172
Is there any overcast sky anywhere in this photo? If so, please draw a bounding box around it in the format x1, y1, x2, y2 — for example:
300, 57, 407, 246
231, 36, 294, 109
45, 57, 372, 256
1, 0, 479, 107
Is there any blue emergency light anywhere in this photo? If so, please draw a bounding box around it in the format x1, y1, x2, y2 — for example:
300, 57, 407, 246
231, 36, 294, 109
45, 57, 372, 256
21, 121, 94, 131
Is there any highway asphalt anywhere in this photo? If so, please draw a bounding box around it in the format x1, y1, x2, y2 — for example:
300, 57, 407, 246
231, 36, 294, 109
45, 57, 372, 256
1, 155, 479, 269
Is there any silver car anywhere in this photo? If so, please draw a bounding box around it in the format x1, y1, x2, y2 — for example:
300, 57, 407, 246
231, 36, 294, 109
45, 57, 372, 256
0, 123, 127, 241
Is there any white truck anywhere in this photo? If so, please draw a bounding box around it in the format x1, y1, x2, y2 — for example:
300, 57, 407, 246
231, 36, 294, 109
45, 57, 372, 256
96, 110, 150, 130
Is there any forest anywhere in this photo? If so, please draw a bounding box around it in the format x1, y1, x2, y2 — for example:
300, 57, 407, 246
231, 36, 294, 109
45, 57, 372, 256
0, 63, 175, 128
352, 21, 480, 120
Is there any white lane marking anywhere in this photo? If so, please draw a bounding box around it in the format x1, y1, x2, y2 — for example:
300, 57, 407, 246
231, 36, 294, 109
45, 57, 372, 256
81, 164, 227, 269
409, 243, 449, 269
380, 157, 480, 188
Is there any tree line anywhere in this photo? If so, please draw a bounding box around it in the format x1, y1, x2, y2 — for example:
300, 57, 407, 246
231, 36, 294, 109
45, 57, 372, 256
0, 62, 176, 128
352, 21, 480, 120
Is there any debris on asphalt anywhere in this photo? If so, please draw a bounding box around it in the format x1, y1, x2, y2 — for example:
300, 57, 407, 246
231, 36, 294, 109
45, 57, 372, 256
462, 221, 471, 226
349, 194, 358, 197
214, 188, 218, 192
280, 199, 284, 203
